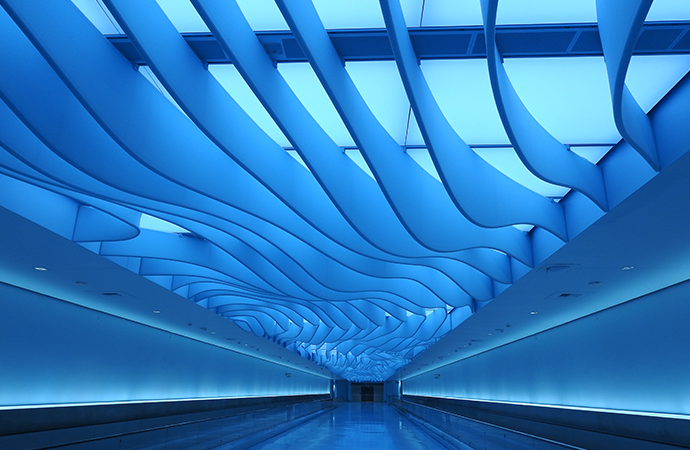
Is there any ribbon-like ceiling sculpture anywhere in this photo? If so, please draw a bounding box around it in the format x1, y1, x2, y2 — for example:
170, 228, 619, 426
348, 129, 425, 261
0, 0, 687, 381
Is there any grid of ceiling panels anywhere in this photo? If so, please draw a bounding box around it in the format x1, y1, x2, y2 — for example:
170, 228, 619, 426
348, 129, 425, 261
0, 0, 689, 381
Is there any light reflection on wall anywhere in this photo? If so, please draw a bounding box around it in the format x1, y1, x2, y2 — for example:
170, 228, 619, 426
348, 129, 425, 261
402, 280, 690, 416
0, 283, 330, 407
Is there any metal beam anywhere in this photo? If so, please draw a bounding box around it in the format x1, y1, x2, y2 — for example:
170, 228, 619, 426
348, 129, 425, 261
108, 22, 690, 65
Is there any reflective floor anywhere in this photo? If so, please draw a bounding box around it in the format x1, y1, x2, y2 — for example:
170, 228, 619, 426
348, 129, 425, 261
249, 402, 454, 450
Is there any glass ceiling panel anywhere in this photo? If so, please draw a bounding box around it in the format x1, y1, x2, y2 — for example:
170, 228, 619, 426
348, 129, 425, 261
236, 0, 289, 31
155, 0, 209, 32
138, 66, 188, 116
311, 0, 425, 29
503, 57, 621, 145
209, 65, 290, 148
344, 149, 376, 180
286, 150, 310, 170
140, 213, 191, 234
346, 61, 411, 145
404, 109, 425, 146
421, 0, 483, 27
570, 146, 613, 164
313, 0, 385, 29
71, 0, 123, 34
421, 59, 509, 145
647, 0, 690, 21
406, 148, 441, 181
401, 0, 425, 27
626, 55, 690, 113
496, 0, 597, 25
473, 148, 570, 199
278, 63, 355, 147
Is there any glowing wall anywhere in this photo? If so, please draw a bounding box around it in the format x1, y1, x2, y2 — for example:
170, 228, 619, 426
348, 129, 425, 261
0, 282, 330, 407
402, 279, 690, 416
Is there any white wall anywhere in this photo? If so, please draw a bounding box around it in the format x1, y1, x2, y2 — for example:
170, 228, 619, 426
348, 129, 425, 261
403, 279, 690, 416
0, 283, 330, 406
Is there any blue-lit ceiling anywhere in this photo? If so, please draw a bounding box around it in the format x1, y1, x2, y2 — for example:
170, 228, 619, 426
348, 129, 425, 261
0, 0, 689, 381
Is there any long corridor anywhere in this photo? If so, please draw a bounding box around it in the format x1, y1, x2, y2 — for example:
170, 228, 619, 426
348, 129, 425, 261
248, 403, 455, 450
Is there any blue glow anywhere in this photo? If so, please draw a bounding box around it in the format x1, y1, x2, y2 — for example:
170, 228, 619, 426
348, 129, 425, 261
398, 396, 690, 421
626, 55, 690, 113
209, 64, 290, 147
503, 57, 621, 145
421, 59, 509, 145
4, 0, 689, 385
347, 61, 411, 145
278, 63, 355, 147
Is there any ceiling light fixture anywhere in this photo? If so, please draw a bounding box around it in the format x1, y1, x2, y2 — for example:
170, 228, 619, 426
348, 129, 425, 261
33, 266, 48, 271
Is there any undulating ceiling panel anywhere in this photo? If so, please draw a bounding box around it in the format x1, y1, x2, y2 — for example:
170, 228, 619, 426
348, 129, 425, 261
0, 0, 688, 381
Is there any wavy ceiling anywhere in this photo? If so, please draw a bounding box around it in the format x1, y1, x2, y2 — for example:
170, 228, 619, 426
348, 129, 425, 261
0, 0, 688, 381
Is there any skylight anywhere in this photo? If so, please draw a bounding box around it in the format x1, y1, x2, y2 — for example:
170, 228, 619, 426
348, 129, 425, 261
15, 0, 690, 383
209, 65, 290, 147
421, 59, 510, 145
140, 214, 191, 235
347, 61, 411, 145
278, 63, 355, 147
503, 57, 620, 145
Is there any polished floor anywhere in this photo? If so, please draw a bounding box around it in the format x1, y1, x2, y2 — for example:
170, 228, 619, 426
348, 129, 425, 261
248, 402, 455, 450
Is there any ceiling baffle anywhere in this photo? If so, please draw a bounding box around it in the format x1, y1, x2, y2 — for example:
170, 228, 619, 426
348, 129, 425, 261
0, 0, 686, 381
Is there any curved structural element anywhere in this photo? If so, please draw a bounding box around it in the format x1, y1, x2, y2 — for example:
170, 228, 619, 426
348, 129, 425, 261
380, 0, 568, 240
481, 0, 609, 213
0, 0, 687, 381
597, 0, 660, 170
275, 0, 534, 263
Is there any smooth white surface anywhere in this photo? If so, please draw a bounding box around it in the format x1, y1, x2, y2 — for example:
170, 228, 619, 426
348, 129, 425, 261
503, 57, 620, 145
279, 63, 355, 147
473, 148, 569, 198
626, 55, 690, 113
347, 61, 411, 145
421, 59, 509, 145
209, 64, 291, 147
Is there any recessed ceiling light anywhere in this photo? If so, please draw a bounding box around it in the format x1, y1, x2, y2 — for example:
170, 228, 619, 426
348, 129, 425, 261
530, 311, 538, 315
620, 266, 635, 270
153, 310, 161, 314
34, 266, 48, 271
